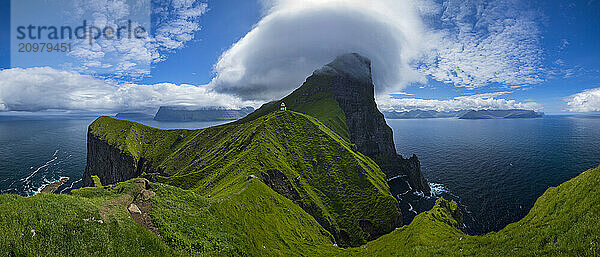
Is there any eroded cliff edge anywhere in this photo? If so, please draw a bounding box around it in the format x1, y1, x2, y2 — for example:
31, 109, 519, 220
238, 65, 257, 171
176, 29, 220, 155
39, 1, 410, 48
83, 132, 154, 187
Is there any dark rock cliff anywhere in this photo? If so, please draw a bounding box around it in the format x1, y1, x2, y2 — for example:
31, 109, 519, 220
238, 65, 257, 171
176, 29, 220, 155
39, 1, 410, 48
82, 131, 154, 187
295, 53, 431, 195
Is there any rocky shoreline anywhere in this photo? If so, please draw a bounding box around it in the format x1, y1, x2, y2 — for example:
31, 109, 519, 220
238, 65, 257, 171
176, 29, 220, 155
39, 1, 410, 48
40, 177, 69, 194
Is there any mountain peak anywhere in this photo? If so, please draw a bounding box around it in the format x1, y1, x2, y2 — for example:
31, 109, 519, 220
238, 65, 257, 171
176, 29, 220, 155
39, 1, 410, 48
316, 53, 372, 83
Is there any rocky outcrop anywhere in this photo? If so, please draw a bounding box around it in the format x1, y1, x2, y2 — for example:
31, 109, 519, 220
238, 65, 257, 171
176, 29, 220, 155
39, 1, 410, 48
82, 132, 154, 187
388, 154, 429, 195
260, 169, 302, 203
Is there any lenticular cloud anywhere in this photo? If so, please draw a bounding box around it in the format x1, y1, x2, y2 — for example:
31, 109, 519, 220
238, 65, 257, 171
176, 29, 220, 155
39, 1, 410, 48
210, 0, 545, 101
210, 0, 430, 100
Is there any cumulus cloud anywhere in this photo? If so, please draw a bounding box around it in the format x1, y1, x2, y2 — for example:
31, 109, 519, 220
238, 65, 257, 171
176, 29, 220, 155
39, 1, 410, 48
0, 67, 254, 113
566, 88, 600, 112
417, 0, 544, 88
377, 92, 542, 112
211, 0, 545, 100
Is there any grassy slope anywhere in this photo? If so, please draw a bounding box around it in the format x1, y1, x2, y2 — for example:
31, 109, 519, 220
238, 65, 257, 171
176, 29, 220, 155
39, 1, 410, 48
238, 74, 350, 141
149, 179, 336, 256
0, 180, 176, 257
89, 111, 399, 247
0, 178, 335, 256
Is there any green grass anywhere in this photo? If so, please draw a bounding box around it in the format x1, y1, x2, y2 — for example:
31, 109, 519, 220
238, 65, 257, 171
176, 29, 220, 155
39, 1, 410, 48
1, 165, 599, 256
0, 180, 176, 257
237, 73, 350, 141
149, 179, 336, 256
89, 111, 400, 247
88, 117, 199, 167
91, 175, 103, 187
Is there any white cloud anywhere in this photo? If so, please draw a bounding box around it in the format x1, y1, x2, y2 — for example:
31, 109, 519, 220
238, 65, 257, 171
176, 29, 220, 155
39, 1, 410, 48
377, 92, 542, 112
0, 67, 254, 113
67, 0, 208, 78
211, 0, 545, 100
566, 88, 600, 112
559, 39, 570, 50
416, 0, 544, 88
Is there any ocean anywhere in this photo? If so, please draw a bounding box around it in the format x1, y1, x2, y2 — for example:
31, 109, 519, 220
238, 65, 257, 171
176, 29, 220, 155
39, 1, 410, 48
0, 117, 225, 196
0, 115, 599, 235
388, 116, 600, 234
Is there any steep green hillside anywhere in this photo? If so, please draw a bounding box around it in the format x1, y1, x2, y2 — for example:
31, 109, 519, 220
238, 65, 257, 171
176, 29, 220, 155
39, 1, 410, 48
88, 111, 401, 247
0, 179, 176, 256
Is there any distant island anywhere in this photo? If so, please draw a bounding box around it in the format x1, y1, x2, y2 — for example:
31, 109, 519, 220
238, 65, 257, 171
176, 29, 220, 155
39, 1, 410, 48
383, 109, 544, 120
115, 112, 154, 121
459, 109, 543, 119
153, 106, 255, 122
383, 110, 464, 119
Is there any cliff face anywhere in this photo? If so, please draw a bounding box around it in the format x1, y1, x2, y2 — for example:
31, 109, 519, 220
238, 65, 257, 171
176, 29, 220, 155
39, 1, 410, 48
82, 132, 153, 187
243, 53, 430, 195
315, 54, 396, 161
317, 54, 430, 195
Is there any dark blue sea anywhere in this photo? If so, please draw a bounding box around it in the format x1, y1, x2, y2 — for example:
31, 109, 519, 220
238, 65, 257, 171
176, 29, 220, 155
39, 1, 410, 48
388, 116, 600, 234
0, 116, 225, 196
0, 115, 599, 235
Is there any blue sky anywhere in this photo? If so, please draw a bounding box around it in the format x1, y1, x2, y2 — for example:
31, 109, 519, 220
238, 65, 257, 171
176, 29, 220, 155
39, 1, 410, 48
0, 0, 599, 114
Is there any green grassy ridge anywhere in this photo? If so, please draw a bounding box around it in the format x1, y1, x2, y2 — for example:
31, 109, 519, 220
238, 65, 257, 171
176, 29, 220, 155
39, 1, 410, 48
0, 178, 335, 256
89, 111, 400, 246
89, 116, 200, 167
237, 74, 350, 141
149, 179, 337, 256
